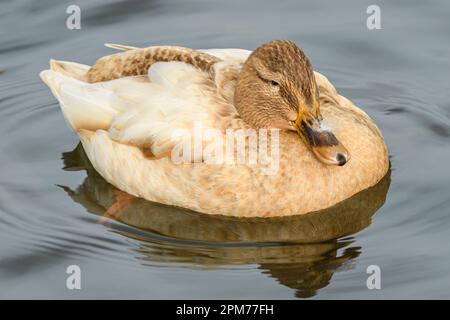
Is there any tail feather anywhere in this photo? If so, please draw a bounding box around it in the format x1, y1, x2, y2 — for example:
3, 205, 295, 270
104, 43, 139, 51
49, 59, 89, 82
40, 60, 118, 132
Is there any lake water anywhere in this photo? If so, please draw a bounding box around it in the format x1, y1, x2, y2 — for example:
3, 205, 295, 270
1, 0, 449, 299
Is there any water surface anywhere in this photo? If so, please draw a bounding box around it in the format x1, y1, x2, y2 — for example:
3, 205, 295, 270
0, 0, 449, 299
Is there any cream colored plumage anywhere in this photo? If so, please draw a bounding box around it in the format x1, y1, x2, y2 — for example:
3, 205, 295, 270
40, 43, 389, 217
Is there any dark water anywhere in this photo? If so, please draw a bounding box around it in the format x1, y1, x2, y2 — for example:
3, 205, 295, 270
1, 0, 449, 299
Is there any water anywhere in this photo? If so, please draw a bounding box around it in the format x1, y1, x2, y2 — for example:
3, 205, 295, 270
1, 0, 449, 299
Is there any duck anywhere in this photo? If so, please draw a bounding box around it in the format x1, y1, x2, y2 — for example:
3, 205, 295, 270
40, 40, 389, 217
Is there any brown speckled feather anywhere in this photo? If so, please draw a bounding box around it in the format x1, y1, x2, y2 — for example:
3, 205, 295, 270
87, 46, 221, 83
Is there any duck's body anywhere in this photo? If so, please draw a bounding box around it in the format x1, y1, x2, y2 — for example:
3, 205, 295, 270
41, 42, 388, 217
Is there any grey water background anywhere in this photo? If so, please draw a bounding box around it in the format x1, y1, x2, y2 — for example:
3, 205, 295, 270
0, 0, 449, 299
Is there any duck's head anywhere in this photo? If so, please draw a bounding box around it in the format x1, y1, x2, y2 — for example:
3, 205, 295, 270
234, 40, 349, 166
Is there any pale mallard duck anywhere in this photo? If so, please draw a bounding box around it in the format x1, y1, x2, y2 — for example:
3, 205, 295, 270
41, 40, 389, 217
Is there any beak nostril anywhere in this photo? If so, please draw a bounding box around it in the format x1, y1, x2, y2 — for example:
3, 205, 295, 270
336, 153, 347, 166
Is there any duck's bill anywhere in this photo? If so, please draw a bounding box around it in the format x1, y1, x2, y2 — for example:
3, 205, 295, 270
293, 117, 350, 166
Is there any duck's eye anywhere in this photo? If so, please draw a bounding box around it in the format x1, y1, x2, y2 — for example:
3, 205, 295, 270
270, 80, 279, 87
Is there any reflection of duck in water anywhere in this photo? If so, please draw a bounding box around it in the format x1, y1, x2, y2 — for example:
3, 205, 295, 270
42, 40, 389, 217
60, 144, 390, 298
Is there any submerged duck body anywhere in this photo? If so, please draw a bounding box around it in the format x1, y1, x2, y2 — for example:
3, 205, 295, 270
41, 41, 389, 217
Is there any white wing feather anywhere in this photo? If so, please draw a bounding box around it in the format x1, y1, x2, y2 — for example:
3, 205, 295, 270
41, 54, 242, 159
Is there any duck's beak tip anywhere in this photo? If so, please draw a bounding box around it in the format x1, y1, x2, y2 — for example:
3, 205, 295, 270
336, 153, 348, 166
333, 149, 350, 166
